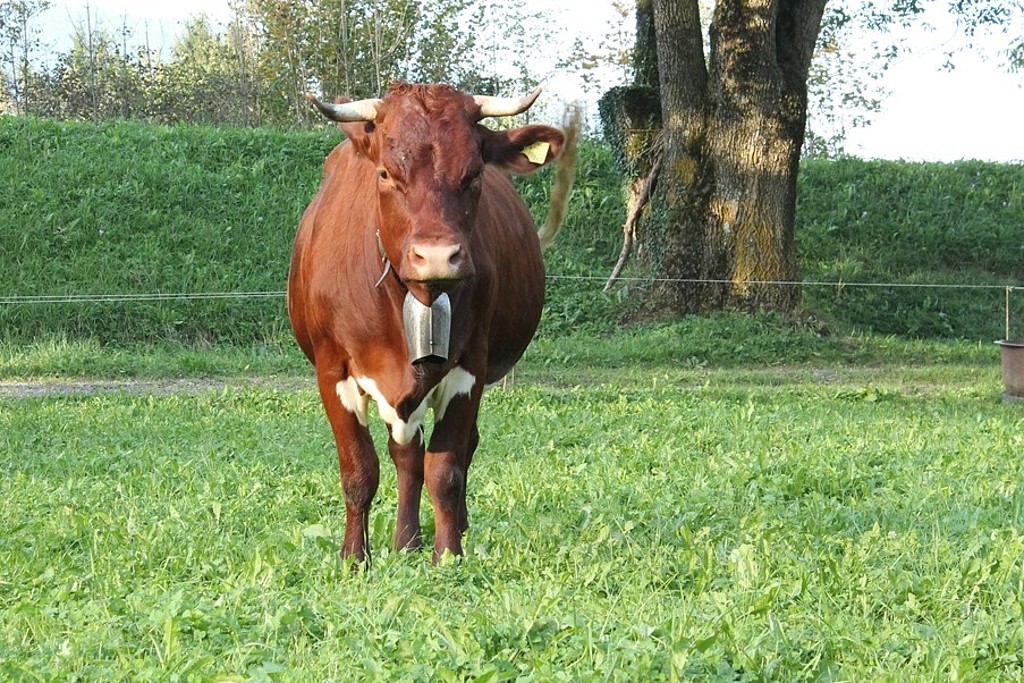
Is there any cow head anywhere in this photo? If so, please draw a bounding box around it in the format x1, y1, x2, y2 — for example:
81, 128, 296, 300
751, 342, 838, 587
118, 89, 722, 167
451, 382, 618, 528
308, 83, 566, 306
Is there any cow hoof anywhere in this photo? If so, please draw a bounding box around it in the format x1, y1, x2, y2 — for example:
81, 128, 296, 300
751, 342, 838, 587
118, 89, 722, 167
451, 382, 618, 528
339, 547, 370, 573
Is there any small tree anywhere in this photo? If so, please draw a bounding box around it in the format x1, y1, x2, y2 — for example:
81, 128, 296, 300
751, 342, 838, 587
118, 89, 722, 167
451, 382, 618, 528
404, 0, 488, 91
0, 0, 50, 114
244, 0, 428, 125
45, 25, 112, 120
156, 17, 243, 125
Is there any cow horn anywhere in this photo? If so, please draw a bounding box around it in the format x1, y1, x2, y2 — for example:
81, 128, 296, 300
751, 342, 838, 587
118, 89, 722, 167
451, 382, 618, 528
306, 93, 381, 122
473, 86, 543, 118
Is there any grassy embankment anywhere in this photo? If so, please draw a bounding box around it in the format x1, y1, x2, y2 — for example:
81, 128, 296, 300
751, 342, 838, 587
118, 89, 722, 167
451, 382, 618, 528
1, 114, 1022, 373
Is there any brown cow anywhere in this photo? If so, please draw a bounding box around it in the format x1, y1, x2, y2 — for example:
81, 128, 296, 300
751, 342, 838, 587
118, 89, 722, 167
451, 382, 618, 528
287, 82, 579, 564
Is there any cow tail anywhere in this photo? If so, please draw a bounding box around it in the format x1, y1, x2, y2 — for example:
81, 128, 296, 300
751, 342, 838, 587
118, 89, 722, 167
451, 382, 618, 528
537, 104, 582, 251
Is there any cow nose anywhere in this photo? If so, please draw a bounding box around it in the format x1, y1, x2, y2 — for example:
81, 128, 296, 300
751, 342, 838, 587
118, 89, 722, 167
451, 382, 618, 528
407, 242, 466, 281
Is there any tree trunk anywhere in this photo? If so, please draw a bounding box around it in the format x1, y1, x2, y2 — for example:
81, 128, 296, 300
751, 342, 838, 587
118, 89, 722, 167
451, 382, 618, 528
597, 0, 662, 288
634, 0, 660, 89
597, 84, 661, 281
645, 0, 826, 315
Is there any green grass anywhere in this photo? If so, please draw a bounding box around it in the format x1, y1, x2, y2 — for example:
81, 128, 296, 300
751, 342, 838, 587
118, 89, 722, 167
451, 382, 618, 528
3, 115, 1022, 347
2, 113, 1023, 679
0, 116, 331, 346
0, 311, 1000, 382
0, 336, 305, 380
796, 158, 1024, 339
2, 330, 1023, 680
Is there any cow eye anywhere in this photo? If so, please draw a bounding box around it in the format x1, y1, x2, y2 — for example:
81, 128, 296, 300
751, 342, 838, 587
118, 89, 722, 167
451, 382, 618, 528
460, 172, 482, 194
377, 167, 405, 194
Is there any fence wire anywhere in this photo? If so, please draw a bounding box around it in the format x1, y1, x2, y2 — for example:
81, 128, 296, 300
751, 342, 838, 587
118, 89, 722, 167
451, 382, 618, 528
0, 291, 285, 305
0, 276, 1017, 306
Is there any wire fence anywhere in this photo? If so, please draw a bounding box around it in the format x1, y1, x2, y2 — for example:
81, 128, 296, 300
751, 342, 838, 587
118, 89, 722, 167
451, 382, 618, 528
0, 276, 1018, 306
1, 276, 1019, 343
0, 291, 285, 305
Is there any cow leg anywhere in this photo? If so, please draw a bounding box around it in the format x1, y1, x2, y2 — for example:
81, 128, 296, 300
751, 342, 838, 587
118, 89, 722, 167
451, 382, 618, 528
316, 369, 379, 565
425, 385, 482, 562
424, 448, 465, 561
388, 434, 424, 551
458, 423, 480, 535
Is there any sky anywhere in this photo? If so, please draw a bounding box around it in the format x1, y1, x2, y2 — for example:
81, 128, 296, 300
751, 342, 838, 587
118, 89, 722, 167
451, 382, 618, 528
37, 0, 1024, 163
842, 3, 1024, 163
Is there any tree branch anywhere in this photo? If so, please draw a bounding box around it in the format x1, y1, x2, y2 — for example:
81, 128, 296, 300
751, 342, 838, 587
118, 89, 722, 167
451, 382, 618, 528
604, 151, 662, 293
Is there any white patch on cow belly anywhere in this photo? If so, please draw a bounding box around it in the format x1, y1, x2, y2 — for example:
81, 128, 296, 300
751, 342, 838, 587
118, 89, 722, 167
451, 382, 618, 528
431, 366, 477, 423
336, 376, 370, 426
342, 368, 478, 446
354, 377, 427, 446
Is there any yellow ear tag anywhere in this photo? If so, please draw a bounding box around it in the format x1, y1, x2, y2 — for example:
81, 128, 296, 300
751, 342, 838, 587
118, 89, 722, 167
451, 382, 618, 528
521, 141, 550, 165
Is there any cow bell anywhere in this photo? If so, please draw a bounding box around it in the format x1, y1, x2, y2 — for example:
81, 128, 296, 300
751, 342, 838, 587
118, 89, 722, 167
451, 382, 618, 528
403, 292, 451, 364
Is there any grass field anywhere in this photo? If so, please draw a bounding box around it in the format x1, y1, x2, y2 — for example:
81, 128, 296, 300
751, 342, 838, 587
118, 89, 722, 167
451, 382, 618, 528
2, 115, 1023, 680
2, 331, 1023, 681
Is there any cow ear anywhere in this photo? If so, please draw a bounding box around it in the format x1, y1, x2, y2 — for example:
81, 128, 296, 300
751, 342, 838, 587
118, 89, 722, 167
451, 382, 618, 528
329, 97, 376, 156
339, 120, 375, 157
483, 125, 566, 175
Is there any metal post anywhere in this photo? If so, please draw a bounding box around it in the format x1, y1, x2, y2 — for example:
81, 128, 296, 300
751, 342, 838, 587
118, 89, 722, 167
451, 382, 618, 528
1008, 286, 1012, 342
